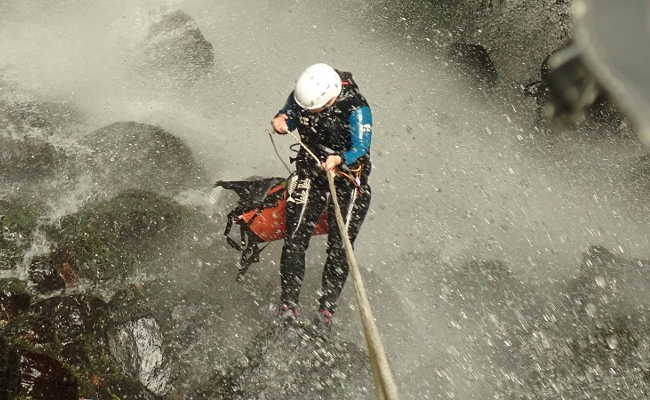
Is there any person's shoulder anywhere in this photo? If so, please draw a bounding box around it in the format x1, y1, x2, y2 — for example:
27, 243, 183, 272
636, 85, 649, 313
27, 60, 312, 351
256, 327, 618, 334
334, 69, 368, 108
335, 70, 357, 88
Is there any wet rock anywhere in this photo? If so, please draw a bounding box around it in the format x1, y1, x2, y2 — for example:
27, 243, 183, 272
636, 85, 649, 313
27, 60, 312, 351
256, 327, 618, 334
106, 279, 230, 393
0, 336, 20, 399
0, 135, 62, 181
523, 43, 624, 128
15, 350, 79, 400
196, 325, 372, 400
28, 255, 67, 294
459, 0, 572, 84
108, 317, 172, 396
627, 154, 650, 192
512, 246, 650, 399
3, 294, 155, 399
136, 10, 214, 85
0, 200, 42, 270
0, 339, 79, 400
4, 295, 109, 366
0, 279, 30, 325
447, 42, 498, 89
82, 121, 205, 196
44, 190, 193, 283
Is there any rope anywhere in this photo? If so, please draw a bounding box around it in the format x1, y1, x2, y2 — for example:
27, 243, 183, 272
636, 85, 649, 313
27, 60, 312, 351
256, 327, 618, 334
266, 128, 292, 174
286, 130, 400, 400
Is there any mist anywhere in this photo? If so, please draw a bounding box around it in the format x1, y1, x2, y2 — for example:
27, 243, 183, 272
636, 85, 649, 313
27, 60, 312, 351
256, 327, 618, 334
2, 0, 650, 399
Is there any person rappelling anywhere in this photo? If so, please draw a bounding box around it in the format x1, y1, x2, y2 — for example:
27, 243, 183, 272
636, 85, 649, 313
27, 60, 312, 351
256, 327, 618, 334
215, 63, 373, 331
269, 63, 373, 329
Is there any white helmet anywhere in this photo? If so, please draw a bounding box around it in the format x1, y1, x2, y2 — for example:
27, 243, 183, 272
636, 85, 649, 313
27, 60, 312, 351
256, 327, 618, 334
293, 63, 342, 110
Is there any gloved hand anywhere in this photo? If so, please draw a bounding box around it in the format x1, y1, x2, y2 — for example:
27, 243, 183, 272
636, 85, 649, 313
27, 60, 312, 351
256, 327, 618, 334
271, 114, 289, 134
322, 155, 342, 171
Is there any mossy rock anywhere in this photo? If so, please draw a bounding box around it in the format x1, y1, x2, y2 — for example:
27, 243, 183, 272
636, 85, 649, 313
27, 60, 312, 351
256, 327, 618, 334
0, 135, 64, 181
82, 121, 205, 197
0, 199, 43, 270
28, 254, 66, 294
3, 294, 155, 400
0, 278, 31, 325
44, 190, 194, 283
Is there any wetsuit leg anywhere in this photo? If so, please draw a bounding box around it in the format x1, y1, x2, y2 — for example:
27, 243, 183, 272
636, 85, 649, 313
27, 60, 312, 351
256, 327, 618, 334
280, 174, 329, 305
319, 181, 371, 313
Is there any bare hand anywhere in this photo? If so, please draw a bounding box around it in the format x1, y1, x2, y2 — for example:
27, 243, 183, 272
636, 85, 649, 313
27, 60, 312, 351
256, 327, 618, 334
322, 155, 342, 171
272, 114, 289, 134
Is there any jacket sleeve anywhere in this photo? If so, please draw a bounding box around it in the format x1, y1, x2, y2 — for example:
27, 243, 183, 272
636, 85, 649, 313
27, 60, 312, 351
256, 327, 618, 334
342, 105, 372, 165
275, 92, 300, 132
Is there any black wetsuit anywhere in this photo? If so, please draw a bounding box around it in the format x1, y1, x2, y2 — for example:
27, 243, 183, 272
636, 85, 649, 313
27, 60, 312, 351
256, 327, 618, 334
275, 70, 373, 313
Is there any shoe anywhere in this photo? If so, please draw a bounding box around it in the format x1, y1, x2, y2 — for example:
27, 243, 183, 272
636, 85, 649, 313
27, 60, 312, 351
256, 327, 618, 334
276, 302, 301, 325
312, 309, 334, 334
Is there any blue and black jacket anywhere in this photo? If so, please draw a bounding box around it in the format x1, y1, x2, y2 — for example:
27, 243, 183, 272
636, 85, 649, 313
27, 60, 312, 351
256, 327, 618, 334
276, 70, 373, 179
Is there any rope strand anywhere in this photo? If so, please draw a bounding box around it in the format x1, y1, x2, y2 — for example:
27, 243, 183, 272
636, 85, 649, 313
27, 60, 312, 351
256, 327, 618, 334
287, 130, 400, 400
267, 129, 292, 174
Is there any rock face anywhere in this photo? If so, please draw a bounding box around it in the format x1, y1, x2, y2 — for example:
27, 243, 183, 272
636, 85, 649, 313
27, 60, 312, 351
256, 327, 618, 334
391, 246, 650, 399
82, 122, 205, 197
15, 350, 80, 400
197, 325, 373, 400
0, 93, 82, 183
0, 279, 30, 324
0, 199, 43, 270
447, 42, 498, 89
108, 317, 172, 396
43, 190, 193, 284
0, 136, 62, 181
0, 339, 79, 400
136, 10, 215, 85
446, 0, 572, 84
528, 246, 650, 399
2, 293, 166, 399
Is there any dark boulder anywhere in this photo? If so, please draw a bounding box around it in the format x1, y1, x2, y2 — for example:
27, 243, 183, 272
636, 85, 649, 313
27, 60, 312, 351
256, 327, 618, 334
82, 121, 205, 196
28, 255, 66, 294
3, 294, 156, 399
0, 279, 30, 325
43, 190, 193, 283
15, 350, 79, 400
447, 42, 498, 89
136, 10, 214, 85
4, 295, 109, 367
523, 43, 624, 128
0, 339, 79, 400
0, 136, 62, 181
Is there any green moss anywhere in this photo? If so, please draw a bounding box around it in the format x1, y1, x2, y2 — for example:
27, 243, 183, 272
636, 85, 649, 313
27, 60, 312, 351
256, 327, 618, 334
45, 190, 193, 282
3, 294, 151, 400
0, 199, 43, 270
